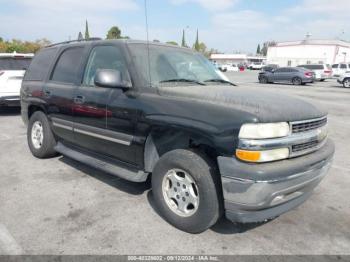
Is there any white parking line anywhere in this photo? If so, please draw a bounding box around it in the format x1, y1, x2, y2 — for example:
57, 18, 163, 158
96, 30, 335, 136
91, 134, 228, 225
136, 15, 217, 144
0, 224, 23, 255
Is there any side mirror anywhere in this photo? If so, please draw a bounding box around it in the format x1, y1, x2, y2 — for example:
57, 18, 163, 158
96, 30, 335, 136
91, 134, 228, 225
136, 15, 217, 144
94, 69, 128, 89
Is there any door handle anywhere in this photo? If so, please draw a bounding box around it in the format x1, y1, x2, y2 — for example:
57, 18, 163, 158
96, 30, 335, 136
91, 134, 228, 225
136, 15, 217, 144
74, 95, 85, 104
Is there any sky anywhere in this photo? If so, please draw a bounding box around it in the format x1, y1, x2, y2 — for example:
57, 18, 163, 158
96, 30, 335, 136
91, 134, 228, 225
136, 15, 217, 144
0, 0, 349, 53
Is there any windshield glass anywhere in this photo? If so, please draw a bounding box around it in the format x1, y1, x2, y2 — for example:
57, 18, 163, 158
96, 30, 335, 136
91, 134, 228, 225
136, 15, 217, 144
128, 44, 225, 87
0, 57, 32, 70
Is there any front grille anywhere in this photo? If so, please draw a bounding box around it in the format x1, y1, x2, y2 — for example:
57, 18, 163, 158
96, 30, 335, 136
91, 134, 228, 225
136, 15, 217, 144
292, 140, 319, 153
292, 117, 327, 134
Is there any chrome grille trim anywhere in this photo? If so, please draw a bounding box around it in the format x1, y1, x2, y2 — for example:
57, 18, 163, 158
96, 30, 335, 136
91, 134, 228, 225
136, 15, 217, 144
291, 116, 327, 134
238, 117, 328, 158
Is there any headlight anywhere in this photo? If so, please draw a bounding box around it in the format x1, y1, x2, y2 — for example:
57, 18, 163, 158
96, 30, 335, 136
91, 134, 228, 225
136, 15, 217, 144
239, 122, 290, 139
236, 148, 289, 163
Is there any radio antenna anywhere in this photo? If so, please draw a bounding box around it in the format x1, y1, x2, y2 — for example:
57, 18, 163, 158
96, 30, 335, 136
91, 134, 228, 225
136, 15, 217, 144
144, 0, 152, 87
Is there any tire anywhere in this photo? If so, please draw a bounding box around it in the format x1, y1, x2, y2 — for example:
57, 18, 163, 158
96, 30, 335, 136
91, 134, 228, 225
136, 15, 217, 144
320, 79, 325, 82
343, 78, 350, 88
259, 76, 268, 84
151, 149, 223, 234
27, 111, 57, 159
292, 77, 302, 85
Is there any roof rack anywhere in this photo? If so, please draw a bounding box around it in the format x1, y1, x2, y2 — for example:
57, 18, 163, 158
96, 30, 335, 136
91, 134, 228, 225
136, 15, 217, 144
46, 37, 102, 48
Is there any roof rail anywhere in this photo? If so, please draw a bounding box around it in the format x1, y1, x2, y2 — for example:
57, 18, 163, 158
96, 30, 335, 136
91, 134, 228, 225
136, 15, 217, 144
46, 37, 102, 48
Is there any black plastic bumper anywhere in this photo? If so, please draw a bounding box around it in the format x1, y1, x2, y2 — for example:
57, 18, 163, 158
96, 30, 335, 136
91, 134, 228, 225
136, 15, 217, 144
0, 95, 20, 107
217, 139, 335, 223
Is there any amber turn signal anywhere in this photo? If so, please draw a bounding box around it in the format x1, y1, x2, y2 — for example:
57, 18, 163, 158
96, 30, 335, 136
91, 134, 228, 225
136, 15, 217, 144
236, 149, 261, 162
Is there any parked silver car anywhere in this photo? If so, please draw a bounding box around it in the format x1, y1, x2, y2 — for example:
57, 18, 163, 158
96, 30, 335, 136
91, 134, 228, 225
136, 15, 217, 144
259, 67, 315, 85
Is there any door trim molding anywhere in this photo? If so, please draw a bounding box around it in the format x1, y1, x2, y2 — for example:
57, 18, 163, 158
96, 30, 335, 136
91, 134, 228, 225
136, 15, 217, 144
51, 117, 133, 146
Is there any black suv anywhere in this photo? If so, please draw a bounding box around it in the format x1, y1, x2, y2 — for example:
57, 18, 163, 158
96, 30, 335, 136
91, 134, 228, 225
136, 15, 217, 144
21, 39, 334, 233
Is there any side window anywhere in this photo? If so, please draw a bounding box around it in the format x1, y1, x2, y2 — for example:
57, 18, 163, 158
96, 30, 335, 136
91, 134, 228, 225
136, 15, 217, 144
340, 64, 347, 69
82, 45, 130, 86
51, 47, 85, 84
332, 64, 338, 69
274, 68, 283, 73
24, 48, 57, 81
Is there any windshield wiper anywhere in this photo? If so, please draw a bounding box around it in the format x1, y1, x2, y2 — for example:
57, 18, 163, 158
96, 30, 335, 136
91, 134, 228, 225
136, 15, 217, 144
204, 79, 236, 86
159, 78, 206, 86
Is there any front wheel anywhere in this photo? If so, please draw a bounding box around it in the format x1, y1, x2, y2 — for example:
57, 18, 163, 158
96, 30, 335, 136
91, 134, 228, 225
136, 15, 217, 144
151, 149, 222, 234
27, 111, 57, 158
259, 76, 268, 84
343, 79, 350, 88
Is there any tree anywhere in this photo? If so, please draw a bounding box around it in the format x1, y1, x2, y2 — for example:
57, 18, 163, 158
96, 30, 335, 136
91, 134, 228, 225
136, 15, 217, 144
166, 41, 178, 46
181, 30, 187, 47
85, 20, 90, 40
78, 32, 84, 41
0, 37, 3, 42
194, 29, 200, 51
106, 26, 121, 39
256, 44, 261, 55
261, 41, 277, 56
0, 38, 51, 53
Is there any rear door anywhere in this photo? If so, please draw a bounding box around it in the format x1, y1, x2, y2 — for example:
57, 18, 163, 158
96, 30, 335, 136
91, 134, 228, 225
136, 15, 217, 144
45, 46, 87, 144
272, 68, 287, 82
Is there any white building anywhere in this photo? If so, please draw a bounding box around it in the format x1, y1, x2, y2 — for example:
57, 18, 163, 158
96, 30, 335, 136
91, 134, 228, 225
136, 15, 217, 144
267, 39, 350, 67
210, 54, 266, 65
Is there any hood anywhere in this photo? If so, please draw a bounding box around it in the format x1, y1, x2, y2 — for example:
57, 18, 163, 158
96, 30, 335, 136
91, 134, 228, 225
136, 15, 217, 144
158, 85, 326, 123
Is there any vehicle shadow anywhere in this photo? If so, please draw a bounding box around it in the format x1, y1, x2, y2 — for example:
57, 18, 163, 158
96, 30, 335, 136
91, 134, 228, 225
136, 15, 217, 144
0, 107, 21, 116
146, 189, 270, 235
58, 156, 271, 234
59, 156, 151, 196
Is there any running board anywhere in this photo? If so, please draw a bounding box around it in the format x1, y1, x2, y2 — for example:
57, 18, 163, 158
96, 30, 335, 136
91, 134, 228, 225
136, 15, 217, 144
55, 142, 149, 183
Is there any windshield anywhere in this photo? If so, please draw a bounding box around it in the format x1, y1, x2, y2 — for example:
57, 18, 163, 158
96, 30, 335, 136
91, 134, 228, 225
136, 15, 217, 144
128, 44, 225, 87
0, 57, 32, 70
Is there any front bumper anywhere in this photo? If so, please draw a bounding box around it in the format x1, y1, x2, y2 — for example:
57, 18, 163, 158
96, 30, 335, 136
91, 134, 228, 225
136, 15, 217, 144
217, 139, 335, 223
0, 95, 20, 107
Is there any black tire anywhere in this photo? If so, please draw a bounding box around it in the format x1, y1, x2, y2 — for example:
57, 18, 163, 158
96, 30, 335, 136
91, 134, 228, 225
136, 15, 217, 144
292, 77, 302, 85
343, 78, 350, 88
320, 79, 325, 82
151, 149, 223, 234
27, 111, 57, 159
259, 76, 268, 84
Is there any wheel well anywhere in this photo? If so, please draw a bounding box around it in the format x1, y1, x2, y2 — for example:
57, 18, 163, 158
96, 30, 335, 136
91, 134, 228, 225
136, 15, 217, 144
28, 105, 45, 119
144, 129, 218, 173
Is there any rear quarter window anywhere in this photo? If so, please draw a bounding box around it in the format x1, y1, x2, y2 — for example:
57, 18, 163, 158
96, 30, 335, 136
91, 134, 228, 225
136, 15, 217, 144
311, 65, 323, 70
24, 48, 57, 81
0, 57, 32, 71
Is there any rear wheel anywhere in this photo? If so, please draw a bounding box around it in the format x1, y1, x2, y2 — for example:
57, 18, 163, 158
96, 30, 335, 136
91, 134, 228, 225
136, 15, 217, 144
27, 111, 57, 158
292, 77, 302, 85
343, 79, 350, 88
320, 79, 325, 82
151, 149, 222, 233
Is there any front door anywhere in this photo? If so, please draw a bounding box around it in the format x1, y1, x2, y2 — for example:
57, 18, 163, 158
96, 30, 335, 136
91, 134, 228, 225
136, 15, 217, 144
73, 44, 136, 164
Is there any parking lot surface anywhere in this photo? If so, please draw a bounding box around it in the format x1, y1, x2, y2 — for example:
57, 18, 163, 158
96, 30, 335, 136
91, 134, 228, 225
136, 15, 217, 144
0, 71, 349, 255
